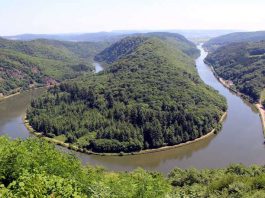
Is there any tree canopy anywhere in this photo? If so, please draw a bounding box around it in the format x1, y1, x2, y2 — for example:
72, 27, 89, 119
0, 38, 109, 95
27, 34, 226, 153
205, 41, 265, 102
1, 136, 265, 197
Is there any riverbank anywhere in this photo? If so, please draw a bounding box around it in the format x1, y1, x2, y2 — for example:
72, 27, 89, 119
255, 104, 265, 136
206, 62, 265, 136
0, 91, 21, 101
0, 85, 47, 102
23, 112, 227, 156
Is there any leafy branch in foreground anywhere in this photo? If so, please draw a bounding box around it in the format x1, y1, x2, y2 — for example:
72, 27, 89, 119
0, 136, 265, 197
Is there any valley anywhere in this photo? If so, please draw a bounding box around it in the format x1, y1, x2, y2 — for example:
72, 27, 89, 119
204, 33, 265, 135
2, 0, 265, 196
0, 30, 264, 197
0, 43, 264, 174
0, 38, 109, 96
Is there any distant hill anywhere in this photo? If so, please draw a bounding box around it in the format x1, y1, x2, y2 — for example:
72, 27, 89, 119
173, 29, 236, 39
27, 33, 226, 153
0, 38, 109, 95
204, 31, 265, 51
205, 41, 265, 102
3, 30, 236, 43
3, 32, 124, 42
0, 31, 205, 97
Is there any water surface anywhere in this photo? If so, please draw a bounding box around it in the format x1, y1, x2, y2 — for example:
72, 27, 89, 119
0, 88, 45, 139
94, 62, 103, 73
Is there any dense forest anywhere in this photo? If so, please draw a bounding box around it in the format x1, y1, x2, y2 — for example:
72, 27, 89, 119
27, 33, 227, 153
1, 136, 265, 197
0, 37, 109, 95
204, 31, 265, 51
205, 41, 265, 102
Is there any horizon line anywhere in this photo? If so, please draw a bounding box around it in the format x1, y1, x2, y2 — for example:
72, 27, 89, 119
2, 28, 263, 37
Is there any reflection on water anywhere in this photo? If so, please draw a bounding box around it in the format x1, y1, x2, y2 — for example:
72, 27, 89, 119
0, 46, 264, 174
60, 132, 215, 171
0, 88, 46, 139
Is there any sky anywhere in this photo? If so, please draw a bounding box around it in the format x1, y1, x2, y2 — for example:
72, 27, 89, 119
0, 0, 264, 36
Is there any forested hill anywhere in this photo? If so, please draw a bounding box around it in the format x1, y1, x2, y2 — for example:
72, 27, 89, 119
95, 36, 147, 64
95, 32, 200, 64
205, 41, 265, 102
133, 32, 200, 58
0, 38, 109, 96
204, 31, 265, 51
27, 34, 227, 153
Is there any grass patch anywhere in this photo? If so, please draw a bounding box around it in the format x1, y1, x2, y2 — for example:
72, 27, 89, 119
76, 132, 97, 147
53, 134, 67, 142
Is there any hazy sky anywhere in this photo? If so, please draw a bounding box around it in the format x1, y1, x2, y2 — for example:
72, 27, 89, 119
0, 0, 264, 35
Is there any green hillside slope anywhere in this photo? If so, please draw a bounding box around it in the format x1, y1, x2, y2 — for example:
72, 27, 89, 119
27, 34, 226, 153
95, 32, 200, 64
0, 38, 109, 95
205, 41, 265, 102
204, 31, 265, 51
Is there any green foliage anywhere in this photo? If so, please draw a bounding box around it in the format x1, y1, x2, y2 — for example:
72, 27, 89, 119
95, 32, 200, 64
169, 164, 265, 197
0, 136, 265, 197
206, 41, 265, 102
27, 34, 226, 153
0, 136, 170, 197
141, 32, 200, 58
0, 38, 109, 95
95, 36, 147, 63
7, 172, 86, 198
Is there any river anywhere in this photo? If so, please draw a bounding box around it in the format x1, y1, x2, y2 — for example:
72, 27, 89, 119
0, 45, 264, 174
94, 62, 104, 73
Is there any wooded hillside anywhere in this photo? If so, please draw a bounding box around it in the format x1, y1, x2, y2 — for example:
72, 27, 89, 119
27, 33, 227, 153
205, 41, 265, 102
0, 38, 109, 95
